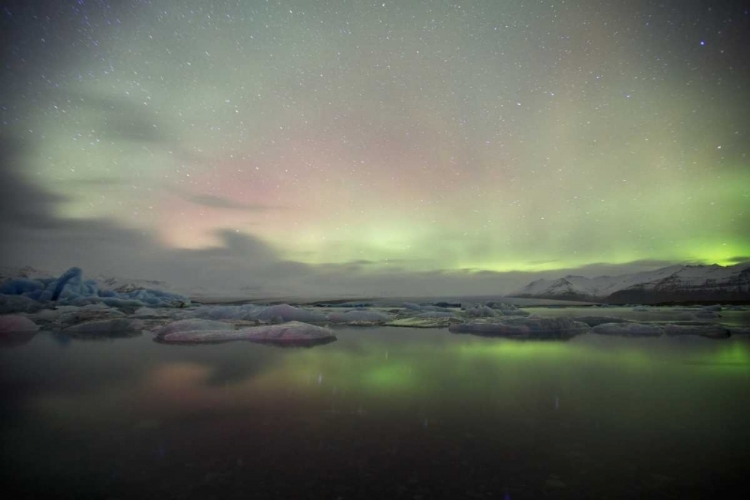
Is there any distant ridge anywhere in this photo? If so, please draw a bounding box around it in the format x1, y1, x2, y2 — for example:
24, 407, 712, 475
510, 262, 750, 304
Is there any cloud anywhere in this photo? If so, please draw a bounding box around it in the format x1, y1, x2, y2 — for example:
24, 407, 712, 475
182, 193, 280, 212
50, 90, 171, 144
0, 137, 68, 231
1, 133, 705, 299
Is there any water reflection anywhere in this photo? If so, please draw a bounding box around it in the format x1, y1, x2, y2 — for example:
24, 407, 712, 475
2, 327, 750, 498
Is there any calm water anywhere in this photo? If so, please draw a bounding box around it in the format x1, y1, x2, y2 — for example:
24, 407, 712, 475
3, 315, 750, 499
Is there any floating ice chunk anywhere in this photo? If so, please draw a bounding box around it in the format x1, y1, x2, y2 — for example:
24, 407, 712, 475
0, 278, 44, 295
327, 310, 390, 324
419, 305, 451, 312
463, 305, 498, 318
386, 317, 455, 328
252, 304, 327, 323
574, 316, 630, 327
0, 294, 43, 314
60, 304, 126, 327
592, 322, 664, 337
485, 302, 530, 316
28, 308, 61, 324
0, 315, 39, 334
156, 321, 336, 347
434, 301, 461, 308
416, 311, 455, 318
695, 310, 720, 319
189, 304, 258, 321
0, 315, 39, 348
450, 317, 589, 339
402, 302, 423, 311
500, 308, 531, 317
676, 312, 698, 321
155, 319, 234, 337
632, 306, 650, 312
133, 307, 158, 317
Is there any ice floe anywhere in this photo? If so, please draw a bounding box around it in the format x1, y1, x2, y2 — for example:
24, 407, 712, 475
155, 321, 336, 346
449, 317, 590, 339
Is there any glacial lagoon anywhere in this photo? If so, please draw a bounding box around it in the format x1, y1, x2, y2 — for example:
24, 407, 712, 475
2, 305, 750, 499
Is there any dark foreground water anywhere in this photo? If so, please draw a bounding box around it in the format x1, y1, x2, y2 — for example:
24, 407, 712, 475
2, 322, 750, 499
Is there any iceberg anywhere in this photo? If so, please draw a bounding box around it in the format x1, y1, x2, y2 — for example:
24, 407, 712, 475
402, 302, 423, 311
0, 315, 39, 348
450, 317, 589, 339
0, 315, 39, 334
0, 267, 190, 313
592, 322, 664, 337
186, 303, 327, 323
386, 317, 456, 328
327, 309, 390, 324
0, 294, 43, 314
416, 311, 455, 318
51, 266, 83, 301
155, 319, 234, 337
485, 302, 531, 316
188, 304, 259, 321
155, 321, 336, 347
463, 305, 499, 318
252, 304, 327, 323
573, 316, 630, 327
60, 303, 126, 327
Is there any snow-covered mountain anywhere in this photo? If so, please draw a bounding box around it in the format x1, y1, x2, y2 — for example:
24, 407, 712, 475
511, 262, 750, 303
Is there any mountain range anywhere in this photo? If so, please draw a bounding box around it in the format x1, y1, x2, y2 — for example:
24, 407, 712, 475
510, 262, 750, 304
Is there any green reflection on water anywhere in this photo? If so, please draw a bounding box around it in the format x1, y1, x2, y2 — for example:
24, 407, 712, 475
4, 328, 750, 499
703, 340, 750, 368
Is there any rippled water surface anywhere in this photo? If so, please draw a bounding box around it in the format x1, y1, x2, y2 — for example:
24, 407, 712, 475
3, 313, 750, 499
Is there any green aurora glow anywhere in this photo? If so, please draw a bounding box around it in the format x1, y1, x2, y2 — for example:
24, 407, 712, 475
2, 0, 749, 284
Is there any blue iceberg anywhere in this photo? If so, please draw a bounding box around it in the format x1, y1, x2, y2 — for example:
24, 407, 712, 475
0, 267, 190, 313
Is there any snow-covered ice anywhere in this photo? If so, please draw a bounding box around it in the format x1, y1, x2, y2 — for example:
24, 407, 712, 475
0, 266, 190, 312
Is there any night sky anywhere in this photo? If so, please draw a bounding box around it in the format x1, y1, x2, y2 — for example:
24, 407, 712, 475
1, 0, 749, 297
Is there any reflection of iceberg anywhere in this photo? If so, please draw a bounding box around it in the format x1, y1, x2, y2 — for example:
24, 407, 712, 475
0, 315, 39, 348
155, 321, 336, 347
62, 319, 145, 338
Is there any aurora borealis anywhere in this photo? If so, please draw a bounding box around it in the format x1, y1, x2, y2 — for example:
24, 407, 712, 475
1, 0, 749, 296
